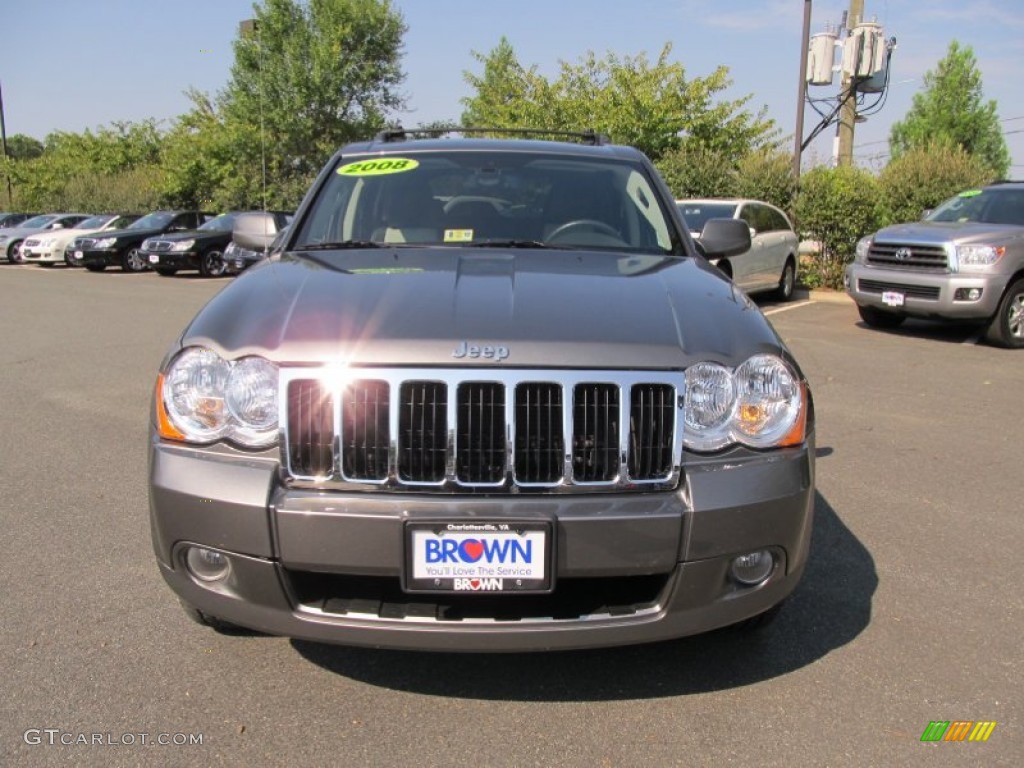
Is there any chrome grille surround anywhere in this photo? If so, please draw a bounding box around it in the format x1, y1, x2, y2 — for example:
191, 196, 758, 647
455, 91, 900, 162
866, 242, 950, 271
279, 367, 685, 493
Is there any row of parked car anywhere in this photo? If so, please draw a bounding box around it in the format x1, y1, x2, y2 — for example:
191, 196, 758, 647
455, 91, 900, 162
0, 209, 292, 276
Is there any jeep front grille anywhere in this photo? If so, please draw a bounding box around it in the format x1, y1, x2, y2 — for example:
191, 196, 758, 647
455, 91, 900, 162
280, 368, 683, 493
867, 243, 949, 271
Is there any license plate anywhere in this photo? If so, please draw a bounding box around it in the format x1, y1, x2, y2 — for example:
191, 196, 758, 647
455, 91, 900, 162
148, 254, 159, 264
882, 291, 905, 307
405, 520, 552, 593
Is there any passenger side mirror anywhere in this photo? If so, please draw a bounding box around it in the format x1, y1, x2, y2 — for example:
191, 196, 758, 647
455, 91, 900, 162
233, 212, 280, 252
696, 218, 751, 259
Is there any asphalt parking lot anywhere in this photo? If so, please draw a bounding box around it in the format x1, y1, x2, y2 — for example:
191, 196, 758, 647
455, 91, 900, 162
1, 264, 1019, 767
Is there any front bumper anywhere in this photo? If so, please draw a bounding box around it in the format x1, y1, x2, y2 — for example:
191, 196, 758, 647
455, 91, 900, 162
20, 246, 62, 262
150, 437, 815, 651
145, 251, 199, 269
226, 251, 266, 275
845, 263, 1005, 320
80, 248, 122, 267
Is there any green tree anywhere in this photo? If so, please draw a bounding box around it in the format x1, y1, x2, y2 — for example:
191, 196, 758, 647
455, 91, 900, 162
222, 0, 407, 208
9, 120, 164, 210
879, 140, 994, 225
462, 39, 779, 163
889, 41, 1009, 177
656, 146, 739, 200
794, 165, 884, 289
4, 133, 44, 160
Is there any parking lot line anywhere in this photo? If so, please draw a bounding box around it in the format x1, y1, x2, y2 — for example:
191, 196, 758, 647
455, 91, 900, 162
763, 300, 815, 316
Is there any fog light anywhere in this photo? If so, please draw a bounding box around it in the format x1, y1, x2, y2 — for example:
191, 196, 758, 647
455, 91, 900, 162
186, 547, 231, 582
954, 287, 983, 302
730, 550, 774, 585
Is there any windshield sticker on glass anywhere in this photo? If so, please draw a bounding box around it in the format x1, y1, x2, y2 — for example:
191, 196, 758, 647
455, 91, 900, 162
958, 189, 982, 197
337, 158, 420, 176
444, 229, 474, 243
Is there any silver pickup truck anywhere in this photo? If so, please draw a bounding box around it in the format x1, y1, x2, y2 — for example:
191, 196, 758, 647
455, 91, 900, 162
846, 181, 1024, 348
148, 130, 816, 652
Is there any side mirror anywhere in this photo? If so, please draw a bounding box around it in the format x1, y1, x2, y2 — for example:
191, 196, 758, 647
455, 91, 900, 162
233, 212, 280, 252
696, 218, 751, 259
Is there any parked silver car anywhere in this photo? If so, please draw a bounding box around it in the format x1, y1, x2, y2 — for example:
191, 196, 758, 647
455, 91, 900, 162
677, 199, 799, 301
150, 131, 815, 652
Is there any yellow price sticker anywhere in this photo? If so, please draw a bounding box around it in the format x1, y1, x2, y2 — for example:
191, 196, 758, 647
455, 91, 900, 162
337, 158, 420, 176
444, 229, 474, 243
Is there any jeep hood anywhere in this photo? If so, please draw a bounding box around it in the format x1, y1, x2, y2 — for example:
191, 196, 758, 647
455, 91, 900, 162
873, 220, 1024, 246
180, 248, 785, 369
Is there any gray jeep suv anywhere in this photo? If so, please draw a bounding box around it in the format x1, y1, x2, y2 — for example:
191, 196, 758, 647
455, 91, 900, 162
846, 181, 1024, 347
149, 130, 816, 651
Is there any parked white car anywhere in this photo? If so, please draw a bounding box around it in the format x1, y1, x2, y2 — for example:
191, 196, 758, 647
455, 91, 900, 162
677, 199, 799, 300
21, 213, 141, 266
0, 213, 91, 263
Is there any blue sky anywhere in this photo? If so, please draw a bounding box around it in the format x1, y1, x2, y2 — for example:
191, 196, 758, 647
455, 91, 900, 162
1, 0, 1021, 172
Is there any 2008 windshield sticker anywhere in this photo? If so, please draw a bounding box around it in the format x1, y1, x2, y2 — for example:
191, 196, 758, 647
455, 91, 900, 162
337, 158, 419, 176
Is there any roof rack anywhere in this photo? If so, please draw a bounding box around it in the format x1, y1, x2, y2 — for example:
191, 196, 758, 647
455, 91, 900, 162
374, 126, 611, 146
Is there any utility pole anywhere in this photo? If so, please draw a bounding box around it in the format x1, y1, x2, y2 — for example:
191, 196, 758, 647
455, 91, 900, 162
793, 0, 812, 181
836, 0, 864, 166
0, 81, 12, 206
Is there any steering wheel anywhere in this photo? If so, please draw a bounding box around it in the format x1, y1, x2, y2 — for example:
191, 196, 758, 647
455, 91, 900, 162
544, 219, 621, 243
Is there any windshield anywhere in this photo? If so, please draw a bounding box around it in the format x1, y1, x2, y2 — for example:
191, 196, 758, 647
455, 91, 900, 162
198, 212, 241, 232
677, 202, 739, 233
77, 215, 115, 230
927, 188, 1024, 226
20, 214, 59, 229
294, 150, 678, 254
129, 212, 175, 230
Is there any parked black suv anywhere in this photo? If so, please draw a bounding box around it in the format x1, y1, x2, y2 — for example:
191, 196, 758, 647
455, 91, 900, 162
76, 211, 214, 272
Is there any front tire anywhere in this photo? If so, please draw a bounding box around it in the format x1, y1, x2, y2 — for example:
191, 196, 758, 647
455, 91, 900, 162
857, 304, 905, 329
199, 249, 226, 277
121, 247, 147, 272
178, 599, 255, 635
984, 277, 1024, 348
6, 240, 24, 263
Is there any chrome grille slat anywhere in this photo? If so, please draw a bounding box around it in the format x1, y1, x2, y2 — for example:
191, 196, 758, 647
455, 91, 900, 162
279, 368, 684, 493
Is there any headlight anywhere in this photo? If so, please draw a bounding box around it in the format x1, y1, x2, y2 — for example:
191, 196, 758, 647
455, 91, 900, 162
225, 242, 237, 255
157, 348, 278, 448
141, 239, 153, 250
684, 354, 805, 452
40, 237, 57, 247
957, 244, 1005, 271
170, 239, 195, 252
94, 237, 117, 248
854, 236, 872, 263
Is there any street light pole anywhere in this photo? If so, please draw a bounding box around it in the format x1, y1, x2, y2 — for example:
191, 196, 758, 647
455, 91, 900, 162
240, 19, 267, 212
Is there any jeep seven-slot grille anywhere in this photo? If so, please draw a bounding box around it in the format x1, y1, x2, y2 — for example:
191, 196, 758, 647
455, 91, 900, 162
867, 243, 949, 271
281, 369, 683, 492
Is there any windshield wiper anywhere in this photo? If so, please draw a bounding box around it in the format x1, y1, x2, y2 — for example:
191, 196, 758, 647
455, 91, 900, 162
464, 239, 551, 249
296, 240, 382, 250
